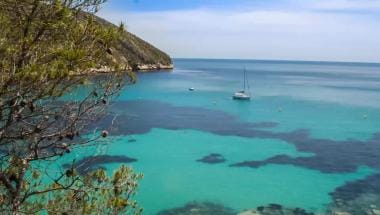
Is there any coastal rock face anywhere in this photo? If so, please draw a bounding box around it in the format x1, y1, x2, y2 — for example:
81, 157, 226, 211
94, 16, 173, 71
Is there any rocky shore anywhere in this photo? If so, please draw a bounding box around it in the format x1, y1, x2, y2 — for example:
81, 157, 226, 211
239, 204, 314, 215
135, 63, 174, 71
157, 200, 380, 215
87, 63, 173, 74
157, 202, 316, 215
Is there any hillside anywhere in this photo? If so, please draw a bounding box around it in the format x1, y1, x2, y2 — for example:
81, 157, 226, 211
95, 15, 173, 71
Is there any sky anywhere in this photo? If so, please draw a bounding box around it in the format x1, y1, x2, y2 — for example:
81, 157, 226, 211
98, 0, 380, 62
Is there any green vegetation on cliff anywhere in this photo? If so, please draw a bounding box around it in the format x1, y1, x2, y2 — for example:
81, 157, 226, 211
95, 16, 173, 70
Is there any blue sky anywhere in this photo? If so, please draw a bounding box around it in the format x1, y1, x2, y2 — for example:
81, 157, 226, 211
102, 0, 261, 11
99, 0, 380, 62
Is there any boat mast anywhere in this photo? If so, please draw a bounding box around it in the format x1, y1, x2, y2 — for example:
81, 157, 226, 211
243, 67, 246, 91
246, 68, 250, 92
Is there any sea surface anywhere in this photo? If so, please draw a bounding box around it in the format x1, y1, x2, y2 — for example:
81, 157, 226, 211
64, 59, 380, 214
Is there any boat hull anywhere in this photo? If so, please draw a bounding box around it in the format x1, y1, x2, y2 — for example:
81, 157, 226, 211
233, 96, 251, 100
233, 93, 251, 100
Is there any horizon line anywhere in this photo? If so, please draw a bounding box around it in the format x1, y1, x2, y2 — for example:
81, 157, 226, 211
172, 57, 380, 65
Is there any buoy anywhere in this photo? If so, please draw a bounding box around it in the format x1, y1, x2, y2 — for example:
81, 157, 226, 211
278, 107, 283, 112
101, 130, 109, 138
363, 114, 368, 119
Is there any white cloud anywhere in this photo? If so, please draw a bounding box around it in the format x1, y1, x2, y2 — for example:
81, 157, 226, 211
98, 0, 380, 62
307, 0, 380, 11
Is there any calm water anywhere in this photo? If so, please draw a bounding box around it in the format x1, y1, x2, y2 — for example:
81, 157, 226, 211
65, 59, 380, 214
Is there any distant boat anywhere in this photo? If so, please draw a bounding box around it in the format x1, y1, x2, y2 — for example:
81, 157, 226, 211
189, 87, 195, 91
233, 67, 251, 100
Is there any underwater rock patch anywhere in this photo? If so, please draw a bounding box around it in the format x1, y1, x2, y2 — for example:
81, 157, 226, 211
230, 130, 380, 173
98, 100, 279, 136
240, 204, 314, 215
249, 122, 278, 129
62, 155, 137, 175
128, 138, 137, 143
197, 153, 226, 164
157, 202, 236, 215
330, 173, 380, 202
327, 173, 380, 214
94, 100, 380, 174
328, 193, 380, 215
230, 153, 364, 173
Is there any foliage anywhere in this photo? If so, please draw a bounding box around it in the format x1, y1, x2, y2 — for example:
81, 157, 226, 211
0, 0, 141, 214
8, 164, 143, 214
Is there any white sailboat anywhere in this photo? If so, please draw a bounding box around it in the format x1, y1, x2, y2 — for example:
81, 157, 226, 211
233, 67, 251, 100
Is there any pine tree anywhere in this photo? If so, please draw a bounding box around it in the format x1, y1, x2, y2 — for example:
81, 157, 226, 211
0, 1, 141, 214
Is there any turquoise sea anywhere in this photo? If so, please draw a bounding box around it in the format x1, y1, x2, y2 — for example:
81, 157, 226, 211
65, 59, 380, 214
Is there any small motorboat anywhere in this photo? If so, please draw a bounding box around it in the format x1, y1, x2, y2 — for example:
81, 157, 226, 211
189, 87, 195, 91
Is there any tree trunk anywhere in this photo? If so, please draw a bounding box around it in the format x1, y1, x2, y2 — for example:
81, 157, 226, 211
12, 200, 21, 215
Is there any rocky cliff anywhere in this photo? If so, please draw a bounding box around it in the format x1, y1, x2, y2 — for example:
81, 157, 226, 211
95, 15, 173, 71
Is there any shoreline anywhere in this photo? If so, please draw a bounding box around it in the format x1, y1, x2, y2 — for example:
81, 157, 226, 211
87, 63, 174, 74
135, 63, 174, 71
